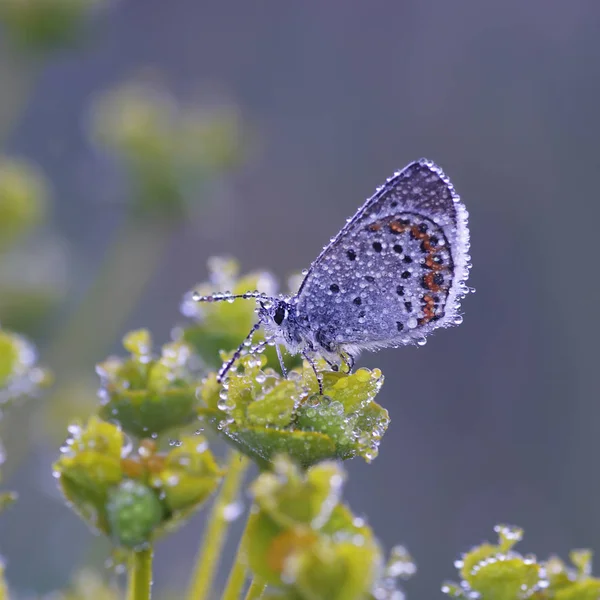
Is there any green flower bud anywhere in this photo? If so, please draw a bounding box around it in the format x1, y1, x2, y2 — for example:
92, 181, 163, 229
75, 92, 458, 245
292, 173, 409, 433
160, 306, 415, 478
0, 158, 47, 251
97, 330, 200, 438
107, 480, 164, 549
0, 0, 104, 53
54, 417, 124, 535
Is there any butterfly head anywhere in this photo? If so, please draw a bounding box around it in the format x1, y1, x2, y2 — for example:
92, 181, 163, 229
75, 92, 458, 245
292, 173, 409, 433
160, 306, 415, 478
258, 298, 307, 351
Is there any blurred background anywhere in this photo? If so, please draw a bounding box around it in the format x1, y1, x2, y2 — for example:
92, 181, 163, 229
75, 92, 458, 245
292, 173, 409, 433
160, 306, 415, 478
1, 0, 599, 597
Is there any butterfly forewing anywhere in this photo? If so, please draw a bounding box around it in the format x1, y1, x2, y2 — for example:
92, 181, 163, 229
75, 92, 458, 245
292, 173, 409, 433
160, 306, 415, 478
295, 159, 470, 349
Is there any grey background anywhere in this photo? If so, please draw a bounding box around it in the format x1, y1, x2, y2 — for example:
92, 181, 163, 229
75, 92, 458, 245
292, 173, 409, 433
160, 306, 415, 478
2, 0, 600, 597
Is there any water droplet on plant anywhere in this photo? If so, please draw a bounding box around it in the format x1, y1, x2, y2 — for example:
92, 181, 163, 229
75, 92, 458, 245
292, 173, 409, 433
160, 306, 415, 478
222, 501, 244, 522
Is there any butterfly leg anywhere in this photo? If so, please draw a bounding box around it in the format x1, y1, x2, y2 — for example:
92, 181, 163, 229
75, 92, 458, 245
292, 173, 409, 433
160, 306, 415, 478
340, 351, 355, 374
323, 357, 339, 372
302, 350, 323, 395
217, 319, 264, 383
275, 344, 288, 379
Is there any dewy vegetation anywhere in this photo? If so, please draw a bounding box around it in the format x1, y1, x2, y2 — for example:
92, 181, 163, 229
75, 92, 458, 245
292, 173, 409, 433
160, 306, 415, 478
0, 1, 598, 599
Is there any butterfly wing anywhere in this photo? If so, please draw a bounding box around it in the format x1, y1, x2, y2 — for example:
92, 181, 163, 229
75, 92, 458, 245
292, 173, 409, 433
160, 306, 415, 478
295, 159, 470, 350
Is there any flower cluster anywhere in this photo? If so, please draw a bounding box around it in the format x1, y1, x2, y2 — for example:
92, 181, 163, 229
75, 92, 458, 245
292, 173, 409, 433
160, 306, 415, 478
244, 455, 414, 600
53, 416, 223, 549
443, 525, 600, 599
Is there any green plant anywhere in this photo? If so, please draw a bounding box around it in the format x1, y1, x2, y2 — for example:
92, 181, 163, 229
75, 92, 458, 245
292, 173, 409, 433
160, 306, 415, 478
0, 4, 597, 599
51, 258, 404, 600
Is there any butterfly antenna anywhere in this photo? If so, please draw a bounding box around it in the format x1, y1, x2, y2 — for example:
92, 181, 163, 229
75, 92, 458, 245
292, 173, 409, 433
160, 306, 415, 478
193, 290, 275, 303
217, 319, 265, 383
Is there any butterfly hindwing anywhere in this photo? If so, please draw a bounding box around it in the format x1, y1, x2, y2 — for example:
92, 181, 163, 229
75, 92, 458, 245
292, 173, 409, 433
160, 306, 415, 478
295, 159, 470, 350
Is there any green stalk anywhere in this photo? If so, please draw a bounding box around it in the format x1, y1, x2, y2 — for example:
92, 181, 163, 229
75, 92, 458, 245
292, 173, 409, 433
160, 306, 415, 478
127, 546, 153, 600
186, 451, 250, 600
221, 536, 249, 600
244, 578, 266, 600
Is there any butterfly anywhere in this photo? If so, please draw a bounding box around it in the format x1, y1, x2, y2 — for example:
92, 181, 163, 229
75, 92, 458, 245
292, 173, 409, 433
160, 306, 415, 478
194, 159, 471, 393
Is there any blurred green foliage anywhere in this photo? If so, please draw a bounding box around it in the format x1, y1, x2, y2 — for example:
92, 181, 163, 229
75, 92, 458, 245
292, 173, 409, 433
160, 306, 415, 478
0, 0, 106, 53
90, 82, 243, 219
0, 157, 47, 252
0, 328, 50, 404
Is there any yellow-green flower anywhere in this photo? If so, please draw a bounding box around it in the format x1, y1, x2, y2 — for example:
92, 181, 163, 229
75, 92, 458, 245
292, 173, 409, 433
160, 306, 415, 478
198, 352, 388, 468
54, 417, 223, 547
443, 525, 600, 599
97, 329, 200, 438
244, 456, 383, 600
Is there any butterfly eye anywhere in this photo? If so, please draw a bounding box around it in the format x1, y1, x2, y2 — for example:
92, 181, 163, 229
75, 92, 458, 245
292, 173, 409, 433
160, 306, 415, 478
273, 304, 286, 326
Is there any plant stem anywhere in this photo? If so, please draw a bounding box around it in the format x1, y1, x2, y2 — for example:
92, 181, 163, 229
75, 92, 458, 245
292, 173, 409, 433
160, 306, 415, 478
244, 578, 266, 600
127, 546, 153, 600
221, 536, 249, 600
186, 451, 250, 600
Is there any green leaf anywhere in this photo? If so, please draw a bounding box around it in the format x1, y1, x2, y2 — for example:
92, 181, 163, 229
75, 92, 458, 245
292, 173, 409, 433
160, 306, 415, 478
149, 437, 223, 512
221, 425, 336, 469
